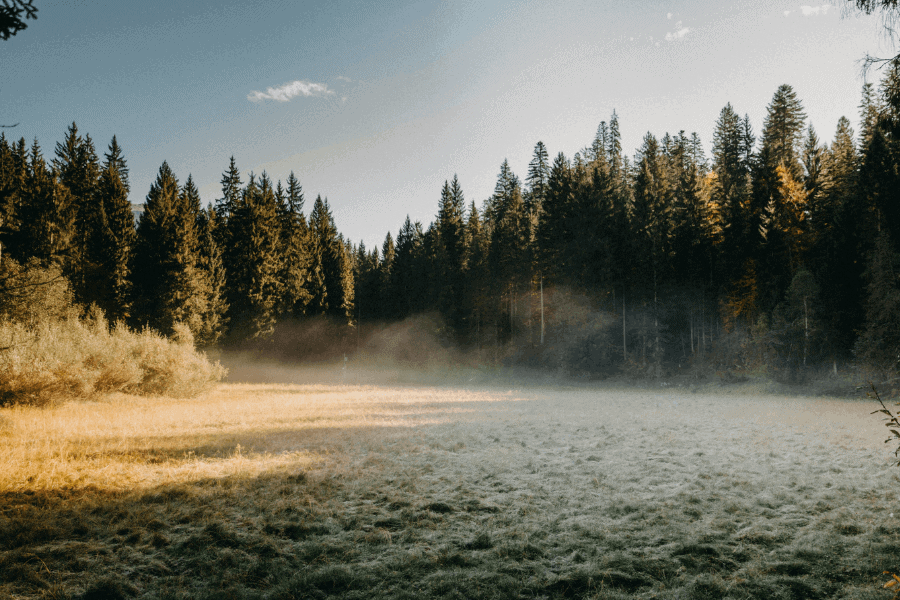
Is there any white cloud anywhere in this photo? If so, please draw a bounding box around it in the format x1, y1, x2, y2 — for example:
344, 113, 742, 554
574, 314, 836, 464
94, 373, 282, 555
247, 80, 334, 103
800, 5, 830, 16
784, 10, 792, 16
667, 12, 673, 19
665, 27, 690, 41
336, 75, 352, 82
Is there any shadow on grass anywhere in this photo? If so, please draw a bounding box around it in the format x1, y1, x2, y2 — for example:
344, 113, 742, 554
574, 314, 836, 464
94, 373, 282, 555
0, 463, 890, 600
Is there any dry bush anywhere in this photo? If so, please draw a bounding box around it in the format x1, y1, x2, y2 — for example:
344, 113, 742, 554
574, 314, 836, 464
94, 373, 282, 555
0, 313, 225, 406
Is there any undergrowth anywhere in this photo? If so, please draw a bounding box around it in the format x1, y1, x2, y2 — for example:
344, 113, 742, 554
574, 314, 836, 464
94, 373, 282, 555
0, 312, 225, 406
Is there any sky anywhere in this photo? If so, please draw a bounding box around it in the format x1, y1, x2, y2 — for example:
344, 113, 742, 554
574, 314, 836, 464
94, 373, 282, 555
2, 1, 895, 249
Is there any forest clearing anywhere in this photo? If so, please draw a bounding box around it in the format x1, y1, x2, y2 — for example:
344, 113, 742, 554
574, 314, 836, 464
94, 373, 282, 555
2, 375, 899, 599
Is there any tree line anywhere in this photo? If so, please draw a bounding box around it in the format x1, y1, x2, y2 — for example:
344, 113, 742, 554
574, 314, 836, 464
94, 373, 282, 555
4, 64, 900, 378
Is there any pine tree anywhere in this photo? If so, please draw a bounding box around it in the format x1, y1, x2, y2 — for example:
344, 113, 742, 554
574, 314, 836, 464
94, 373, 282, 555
802, 124, 827, 215
276, 172, 312, 317
816, 117, 863, 355
712, 103, 753, 287
463, 202, 490, 340
391, 215, 425, 319
53, 122, 101, 307
308, 195, 353, 321
526, 141, 550, 216
225, 172, 282, 340
860, 82, 881, 148
488, 161, 530, 338
323, 232, 354, 323
18, 140, 73, 265
631, 133, 673, 298
379, 232, 395, 320
94, 136, 135, 323
216, 156, 242, 223
195, 204, 228, 345
754, 85, 808, 312
132, 162, 203, 336
538, 152, 574, 284
353, 242, 380, 327
436, 175, 467, 331
760, 85, 807, 179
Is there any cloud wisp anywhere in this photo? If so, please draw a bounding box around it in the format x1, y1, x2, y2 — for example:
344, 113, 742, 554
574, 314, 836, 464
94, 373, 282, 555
665, 21, 690, 41
247, 80, 334, 103
785, 5, 831, 17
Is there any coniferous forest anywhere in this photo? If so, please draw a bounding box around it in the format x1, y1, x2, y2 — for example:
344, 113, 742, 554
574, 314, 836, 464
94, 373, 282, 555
5, 68, 900, 383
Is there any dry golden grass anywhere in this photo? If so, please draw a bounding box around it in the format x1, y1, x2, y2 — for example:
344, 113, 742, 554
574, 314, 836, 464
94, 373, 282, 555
0, 383, 505, 494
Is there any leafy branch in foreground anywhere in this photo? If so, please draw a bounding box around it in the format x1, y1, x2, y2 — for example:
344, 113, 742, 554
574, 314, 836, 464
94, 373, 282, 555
868, 382, 900, 596
869, 382, 900, 465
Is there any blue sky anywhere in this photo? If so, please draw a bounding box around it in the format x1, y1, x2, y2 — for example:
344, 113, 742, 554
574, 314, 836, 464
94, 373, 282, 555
2, 1, 892, 249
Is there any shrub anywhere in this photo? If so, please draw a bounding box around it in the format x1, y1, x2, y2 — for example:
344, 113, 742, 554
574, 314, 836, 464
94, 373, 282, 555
0, 312, 226, 406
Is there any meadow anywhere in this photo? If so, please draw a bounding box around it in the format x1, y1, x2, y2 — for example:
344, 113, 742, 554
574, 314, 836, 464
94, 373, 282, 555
2, 367, 899, 599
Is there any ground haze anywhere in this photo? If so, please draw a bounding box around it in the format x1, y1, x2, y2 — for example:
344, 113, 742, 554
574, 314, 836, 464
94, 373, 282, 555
1, 379, 898, 599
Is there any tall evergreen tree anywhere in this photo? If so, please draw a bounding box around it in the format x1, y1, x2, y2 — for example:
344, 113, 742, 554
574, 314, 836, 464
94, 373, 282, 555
94, 136, 135, 322
216, 156, 242, 223
631, 133, 673, 297
195, 204, 228, 345
225, 173, 282, 340
754, 85, 808, 311
132, 162, 203, 336
808, 116, 862, 356
18, 139, 73, 265
379, 232, 396, 320
538, 152, 574, 284
759, 85, 807, 179
436, 175, 467, 331
276, 171, 312, 318
53, 122, 101, 306
308, 195, 353, 321
526, 141, 550, 216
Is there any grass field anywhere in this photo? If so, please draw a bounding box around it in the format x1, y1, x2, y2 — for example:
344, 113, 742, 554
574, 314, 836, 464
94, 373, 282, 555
2, 370, 900, 599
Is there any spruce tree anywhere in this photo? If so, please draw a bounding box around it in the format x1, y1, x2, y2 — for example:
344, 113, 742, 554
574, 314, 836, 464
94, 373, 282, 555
18, 140, 73, 265
436, 175, 466, 331
132, 162, 203, 336
195, 204, 228, 345
631, 132, 673, 299
488, 161, 529, 338
308, 195, 353, 321
225, 173, 281, 340
94, 136, 135, 323
760, 85, 807, 179
379, 232, 395, 320
216, 156, 242, 223
276, 171, 311, 317
538, 152, 574, 284
53, 122, 101, 307
526, 141, 550, 216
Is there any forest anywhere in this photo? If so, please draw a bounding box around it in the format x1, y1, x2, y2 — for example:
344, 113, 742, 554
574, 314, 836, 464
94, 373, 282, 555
4, 63, 900, 384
